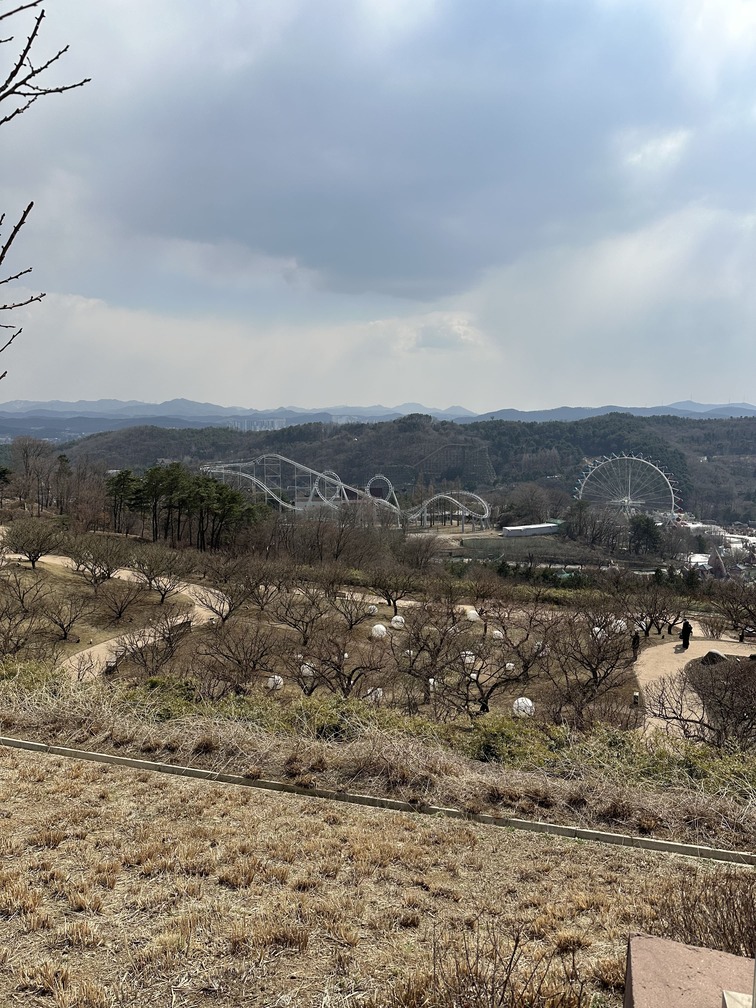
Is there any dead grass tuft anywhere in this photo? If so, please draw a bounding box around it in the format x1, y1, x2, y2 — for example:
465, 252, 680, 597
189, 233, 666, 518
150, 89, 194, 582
15, 959, 70, 996
590, 953, 627, 991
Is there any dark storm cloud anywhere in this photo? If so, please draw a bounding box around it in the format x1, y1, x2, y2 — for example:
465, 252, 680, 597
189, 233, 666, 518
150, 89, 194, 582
7, 0, 756, 408
61, 1, 694, 300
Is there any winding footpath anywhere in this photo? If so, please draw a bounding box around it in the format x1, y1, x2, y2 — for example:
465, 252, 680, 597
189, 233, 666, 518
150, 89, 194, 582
632, 620, 756, 693
15, 550, 756, 702
25, 554, 219, 679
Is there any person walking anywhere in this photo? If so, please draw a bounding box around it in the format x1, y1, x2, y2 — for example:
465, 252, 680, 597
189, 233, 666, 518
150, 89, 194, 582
680, 619, 693, 650
631, 631, 640, 661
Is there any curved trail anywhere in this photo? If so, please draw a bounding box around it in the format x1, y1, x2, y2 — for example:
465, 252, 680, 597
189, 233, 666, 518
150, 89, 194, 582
14, 549, 756, 696
24, 554, 219, 678
633, 621, 755, 693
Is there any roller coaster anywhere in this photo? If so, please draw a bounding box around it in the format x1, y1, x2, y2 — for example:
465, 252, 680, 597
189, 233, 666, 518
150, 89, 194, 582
201, 454, 490, 529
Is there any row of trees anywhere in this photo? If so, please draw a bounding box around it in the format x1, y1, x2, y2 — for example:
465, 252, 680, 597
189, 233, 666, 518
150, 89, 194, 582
106, 464, 262, 549
112, 566, 637, 725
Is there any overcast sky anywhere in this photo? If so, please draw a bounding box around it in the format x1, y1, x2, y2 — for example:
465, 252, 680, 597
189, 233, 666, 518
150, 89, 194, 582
3, 0, 756, 412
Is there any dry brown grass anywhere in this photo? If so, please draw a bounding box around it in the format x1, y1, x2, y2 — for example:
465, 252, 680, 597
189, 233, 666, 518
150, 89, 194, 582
2, 674, 753, 851
0, 744, 722, 1007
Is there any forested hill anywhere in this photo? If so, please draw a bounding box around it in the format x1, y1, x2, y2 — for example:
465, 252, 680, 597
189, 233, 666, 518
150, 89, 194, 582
65, 412, 756, 522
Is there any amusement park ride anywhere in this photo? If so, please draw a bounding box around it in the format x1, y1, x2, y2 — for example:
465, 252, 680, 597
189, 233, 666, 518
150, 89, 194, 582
575, 453, 680, 519
201, 451, 680, 531
201, 454, 491, 530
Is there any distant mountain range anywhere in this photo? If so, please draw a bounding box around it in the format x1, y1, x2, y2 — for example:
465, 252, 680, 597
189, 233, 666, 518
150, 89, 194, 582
0, 398, 754, 442
0, 398, 475, 420
457, 400, 756, 423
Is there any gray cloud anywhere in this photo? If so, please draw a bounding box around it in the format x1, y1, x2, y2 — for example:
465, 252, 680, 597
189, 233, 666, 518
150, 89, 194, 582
3, 0, 756, 408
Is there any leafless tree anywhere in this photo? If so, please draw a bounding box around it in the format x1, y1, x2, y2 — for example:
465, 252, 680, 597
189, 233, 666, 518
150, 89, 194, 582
131, 544, 191, 604
646, 658, 756, 750
705, 580, 756, 639
67, 533, 132, 587
0, 565, 49, 611
485, 598, 554, 682
327, 590, 374, 631
2, 514, 64, 568
396, 532, 441, 572
433, 637, 529, 719
368, 563, 419, 616
542, 607, 634, 726
41, 589, 92, 640
196, 618, 281, 698
1, 1, 89, 377
460, 564, 510, 635
283, 626, 387, 699
117, 609, 191, 677
604, 574, 688, 637
195, 555, 291, 623
271, 581, 331, 647
0, 580, 52, 657
387, 602, 477, 710
97, 577, 149, 624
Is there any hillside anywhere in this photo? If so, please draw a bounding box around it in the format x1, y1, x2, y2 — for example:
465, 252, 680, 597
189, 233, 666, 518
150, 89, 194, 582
0, 541, 754, 1005
0, 744, 732, 1007
64, 412, 756, 523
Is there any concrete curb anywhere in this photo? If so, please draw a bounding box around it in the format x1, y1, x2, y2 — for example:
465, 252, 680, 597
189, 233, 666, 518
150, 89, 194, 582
1, 733, 754, 866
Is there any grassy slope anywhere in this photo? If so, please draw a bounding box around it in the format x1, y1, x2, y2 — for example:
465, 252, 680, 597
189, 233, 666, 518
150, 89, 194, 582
0, 745, 687, 1008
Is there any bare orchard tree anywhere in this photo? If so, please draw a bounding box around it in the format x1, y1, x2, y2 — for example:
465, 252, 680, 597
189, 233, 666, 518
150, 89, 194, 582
542, 608, 634, 726
485, 598, 554, 682
426, 636, 528, 720
282, 626, 387, 699
368, 563, 419, 617
241, 557, 293, 614
96, 577, 149, 624
116, 609, 192, 677
604, 573, 688, 638
130, 543, 192, 604
40, 589, 92, 640
0, 565, 49, 611
458, 564, 510, 635
387, 602, 479, 711
1, 1, 89, 376
0, 576, 53, 658
326, 590, 374, 631
196, 618, 282, 699
2, 515, 65, 568
705, 580, 756, 640
271, 581, 331, 648
67, 533, 132, 587
646, 658, 756, 750
194, 554, 291, 623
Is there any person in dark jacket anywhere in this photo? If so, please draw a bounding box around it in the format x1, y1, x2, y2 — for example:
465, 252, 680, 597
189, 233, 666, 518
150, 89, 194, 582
680, 619, 693, 650
631, 631, 640, 661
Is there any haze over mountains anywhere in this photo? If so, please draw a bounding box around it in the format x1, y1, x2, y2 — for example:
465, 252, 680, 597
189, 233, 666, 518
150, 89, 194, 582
0, 398, 754, 442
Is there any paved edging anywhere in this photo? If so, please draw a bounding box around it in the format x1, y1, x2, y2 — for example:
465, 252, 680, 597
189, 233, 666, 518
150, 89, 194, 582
1, 734, 754, 866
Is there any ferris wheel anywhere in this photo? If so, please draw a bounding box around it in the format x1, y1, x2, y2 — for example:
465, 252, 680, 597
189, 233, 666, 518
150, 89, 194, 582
575, 454, 680, 517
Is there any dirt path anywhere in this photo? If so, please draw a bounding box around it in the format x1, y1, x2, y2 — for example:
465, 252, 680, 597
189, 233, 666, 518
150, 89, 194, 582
11, 553, 220, 679
633, 621, 755, 694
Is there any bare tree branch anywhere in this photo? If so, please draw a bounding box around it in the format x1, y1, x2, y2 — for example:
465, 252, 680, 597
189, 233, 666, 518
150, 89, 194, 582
0, 4, 89, 376
0, 7, 90, 126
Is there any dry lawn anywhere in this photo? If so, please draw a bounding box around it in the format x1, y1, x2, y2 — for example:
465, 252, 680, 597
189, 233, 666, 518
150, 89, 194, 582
0, 745, 707, 1008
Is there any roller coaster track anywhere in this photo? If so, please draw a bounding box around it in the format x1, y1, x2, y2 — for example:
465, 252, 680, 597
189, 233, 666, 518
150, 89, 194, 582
201, 454, 490, 528
405, 491, 490, 524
